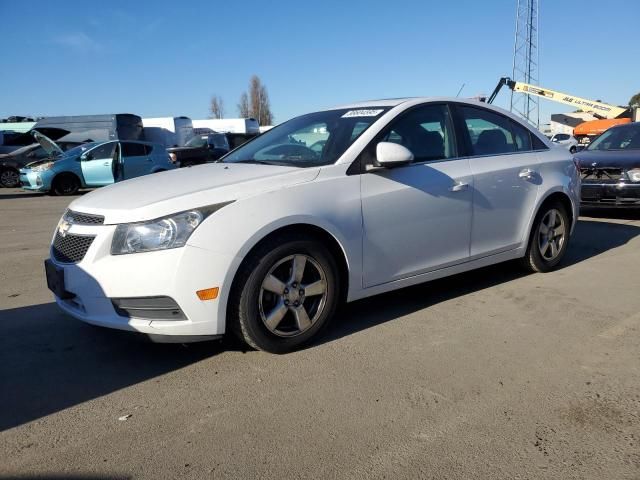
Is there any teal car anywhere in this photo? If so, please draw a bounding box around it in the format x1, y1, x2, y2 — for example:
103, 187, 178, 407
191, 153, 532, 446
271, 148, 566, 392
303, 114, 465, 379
20, 132, 176, 195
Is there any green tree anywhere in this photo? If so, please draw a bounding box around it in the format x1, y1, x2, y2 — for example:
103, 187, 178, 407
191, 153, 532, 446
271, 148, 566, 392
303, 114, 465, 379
629, 92, 640, 107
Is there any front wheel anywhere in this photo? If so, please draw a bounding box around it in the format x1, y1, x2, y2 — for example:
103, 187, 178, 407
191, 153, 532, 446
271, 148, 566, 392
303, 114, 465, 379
229, 235, 340, 353
522, 201, 571, 273
51, 174, 80, 196
0, 168, 20, 188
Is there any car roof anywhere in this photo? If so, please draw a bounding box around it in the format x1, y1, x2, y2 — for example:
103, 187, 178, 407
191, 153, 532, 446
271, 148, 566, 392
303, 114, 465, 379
329, 97, 503, 110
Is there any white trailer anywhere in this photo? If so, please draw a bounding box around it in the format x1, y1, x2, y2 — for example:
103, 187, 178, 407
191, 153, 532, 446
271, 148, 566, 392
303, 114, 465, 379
192, 118, 260, 135
142, 116, 194, 147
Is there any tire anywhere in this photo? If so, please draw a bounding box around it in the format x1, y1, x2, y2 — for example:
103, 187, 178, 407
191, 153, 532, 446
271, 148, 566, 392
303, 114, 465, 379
569, 146, 577, 154
0, 168, 20, 188
228, 233, 340, 353
51, 174, 80, 196
521, 201, 571, 273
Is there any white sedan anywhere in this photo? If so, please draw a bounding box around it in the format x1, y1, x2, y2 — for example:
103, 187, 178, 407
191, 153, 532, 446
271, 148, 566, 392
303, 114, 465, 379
45, 98, 580, 353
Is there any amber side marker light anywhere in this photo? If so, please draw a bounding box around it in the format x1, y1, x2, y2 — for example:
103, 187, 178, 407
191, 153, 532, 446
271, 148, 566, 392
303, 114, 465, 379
196, 287, 219, 301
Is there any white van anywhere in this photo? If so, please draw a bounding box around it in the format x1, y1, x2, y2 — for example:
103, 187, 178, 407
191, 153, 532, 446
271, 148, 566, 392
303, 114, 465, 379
142, 116, 194, 147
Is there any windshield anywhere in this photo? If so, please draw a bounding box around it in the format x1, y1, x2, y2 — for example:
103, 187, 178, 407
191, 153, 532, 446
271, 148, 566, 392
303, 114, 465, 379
59, 143, 97, 159
223, 107, 389, 167
587, 125, 640, 151
185, 135, 207, 148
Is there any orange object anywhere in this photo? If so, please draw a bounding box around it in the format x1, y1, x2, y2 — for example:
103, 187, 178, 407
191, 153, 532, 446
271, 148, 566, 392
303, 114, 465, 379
196, 287, 219, 301
574, 118, 631, 138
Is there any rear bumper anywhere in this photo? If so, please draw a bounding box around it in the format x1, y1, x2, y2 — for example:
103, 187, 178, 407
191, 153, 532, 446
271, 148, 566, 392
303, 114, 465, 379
580, 182, 640, 207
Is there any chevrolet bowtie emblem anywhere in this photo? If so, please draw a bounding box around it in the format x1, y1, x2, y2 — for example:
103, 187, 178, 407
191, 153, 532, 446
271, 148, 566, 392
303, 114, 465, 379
58, 218, 72, 237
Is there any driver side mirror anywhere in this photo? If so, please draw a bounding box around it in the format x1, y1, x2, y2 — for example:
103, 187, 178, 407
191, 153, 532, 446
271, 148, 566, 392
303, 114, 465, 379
375, 142, 414, 168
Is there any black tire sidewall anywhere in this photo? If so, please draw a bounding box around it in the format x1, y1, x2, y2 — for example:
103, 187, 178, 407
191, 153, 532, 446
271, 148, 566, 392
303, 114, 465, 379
53, 175, 79, 196
528, 202, 570, 272
235, 238, 340, 353
0, 168, 20, 188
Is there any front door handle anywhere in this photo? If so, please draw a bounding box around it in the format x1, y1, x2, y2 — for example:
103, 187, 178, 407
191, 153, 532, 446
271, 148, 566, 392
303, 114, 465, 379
519, 168, 537, 180
449, 181, 469, 192
103, 162, 110, 166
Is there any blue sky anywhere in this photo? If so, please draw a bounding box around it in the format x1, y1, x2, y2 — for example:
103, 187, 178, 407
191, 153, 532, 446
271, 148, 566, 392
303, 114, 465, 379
1, 0, 637, 126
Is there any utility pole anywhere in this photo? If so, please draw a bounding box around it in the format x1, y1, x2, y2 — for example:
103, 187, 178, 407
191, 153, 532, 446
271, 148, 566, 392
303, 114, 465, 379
510, 0, 540, 127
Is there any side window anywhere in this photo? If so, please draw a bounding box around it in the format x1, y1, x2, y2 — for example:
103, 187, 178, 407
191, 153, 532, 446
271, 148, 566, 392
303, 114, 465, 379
460, 106, 520, 155
121, 142, 146, 157
379, 104, 456, 163
86, 142, 116, 160
511, 121, 532, 151
143, 144, 154, 155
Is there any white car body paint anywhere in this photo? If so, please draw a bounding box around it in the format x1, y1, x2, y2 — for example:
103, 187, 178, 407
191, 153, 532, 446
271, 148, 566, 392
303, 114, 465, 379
49, 98, 580, 340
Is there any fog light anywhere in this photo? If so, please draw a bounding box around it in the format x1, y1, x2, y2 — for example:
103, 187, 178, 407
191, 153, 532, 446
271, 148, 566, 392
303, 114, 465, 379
196, 287, 219, 301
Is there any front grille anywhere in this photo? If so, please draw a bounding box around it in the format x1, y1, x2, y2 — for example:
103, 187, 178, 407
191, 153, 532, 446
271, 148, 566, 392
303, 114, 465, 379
66, 210, 105, 225
52, 232, 95, 263
580, 168, 624, 183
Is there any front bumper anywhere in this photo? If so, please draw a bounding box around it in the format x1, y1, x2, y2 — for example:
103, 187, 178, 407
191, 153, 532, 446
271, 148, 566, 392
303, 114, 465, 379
19, 170, 48, 191
47, 220, 238, 339
581, 182, 640, 207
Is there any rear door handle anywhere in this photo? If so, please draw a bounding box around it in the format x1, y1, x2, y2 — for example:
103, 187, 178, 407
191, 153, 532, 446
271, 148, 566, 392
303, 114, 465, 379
449, 181, 469, 192
519, 168, 537, 180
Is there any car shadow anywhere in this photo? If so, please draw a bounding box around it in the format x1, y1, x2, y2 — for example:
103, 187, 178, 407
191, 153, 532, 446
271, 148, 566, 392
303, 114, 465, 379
580, 206, 640, 221
322, 217, 640, 345
0, 192, 47, 199
1, 219, 638, 431
0, 302, 242, 432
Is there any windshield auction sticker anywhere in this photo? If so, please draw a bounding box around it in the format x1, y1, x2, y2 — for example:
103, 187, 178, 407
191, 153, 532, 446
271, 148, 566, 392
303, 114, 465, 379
342, 109, 384, 118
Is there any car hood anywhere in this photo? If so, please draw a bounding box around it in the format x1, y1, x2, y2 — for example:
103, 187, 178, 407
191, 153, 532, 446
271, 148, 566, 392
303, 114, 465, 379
68, 163, 321, 224
574, 149, 640, 169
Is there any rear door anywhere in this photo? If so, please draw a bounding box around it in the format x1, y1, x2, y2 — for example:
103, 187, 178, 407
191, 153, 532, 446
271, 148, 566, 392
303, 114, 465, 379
454, 104, 541, 257
80, 141, 116, 186
120, 142, 151, 179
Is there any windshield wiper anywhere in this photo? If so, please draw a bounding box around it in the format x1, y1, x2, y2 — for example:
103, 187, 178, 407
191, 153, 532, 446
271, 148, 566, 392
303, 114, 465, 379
226, 159, 277, 165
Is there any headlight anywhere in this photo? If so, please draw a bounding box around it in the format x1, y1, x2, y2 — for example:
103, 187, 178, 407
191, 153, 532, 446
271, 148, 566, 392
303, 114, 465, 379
627, 168, 640, 183
169, 153, 177, 163
111, 203, 232, 255
31, 162, 54, 172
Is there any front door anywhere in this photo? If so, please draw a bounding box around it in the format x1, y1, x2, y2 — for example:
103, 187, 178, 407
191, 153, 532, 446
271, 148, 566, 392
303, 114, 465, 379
360, 104, 473, 288
81, 141, 116, 186
455, 104, 541, 257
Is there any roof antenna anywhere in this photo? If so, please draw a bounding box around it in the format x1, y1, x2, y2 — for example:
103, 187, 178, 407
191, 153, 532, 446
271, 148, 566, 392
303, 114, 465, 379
456, 83, 466, 98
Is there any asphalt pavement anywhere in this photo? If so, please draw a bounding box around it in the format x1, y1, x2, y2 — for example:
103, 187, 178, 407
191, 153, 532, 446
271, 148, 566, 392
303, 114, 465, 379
1, 188, 639, 479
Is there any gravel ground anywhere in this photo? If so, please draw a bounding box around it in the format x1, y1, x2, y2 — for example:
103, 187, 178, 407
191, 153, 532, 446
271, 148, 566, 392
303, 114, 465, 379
1, 188, 639, 479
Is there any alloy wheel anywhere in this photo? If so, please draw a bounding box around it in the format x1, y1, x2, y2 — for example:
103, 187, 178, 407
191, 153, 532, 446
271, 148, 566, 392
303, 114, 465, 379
258, 254, 328, 337
0, 169, 19, 187
538, 208, 566, 261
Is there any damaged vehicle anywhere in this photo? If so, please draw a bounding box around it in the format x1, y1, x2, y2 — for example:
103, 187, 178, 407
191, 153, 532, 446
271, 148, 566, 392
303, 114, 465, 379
575, 122, 640, 207
20, 132, 175, 195
0, 140, 82, 187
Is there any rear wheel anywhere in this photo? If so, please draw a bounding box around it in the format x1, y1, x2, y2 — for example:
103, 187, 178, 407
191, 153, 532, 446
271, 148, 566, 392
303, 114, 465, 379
569, 146, 577, 154
522, 201, 570, 272
0, 168, 20, 188
229, 234, 340, 353
51, 174, 80, 196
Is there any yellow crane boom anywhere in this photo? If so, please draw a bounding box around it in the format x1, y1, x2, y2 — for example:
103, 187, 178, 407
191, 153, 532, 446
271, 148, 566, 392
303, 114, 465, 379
487, 77, 628, 119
